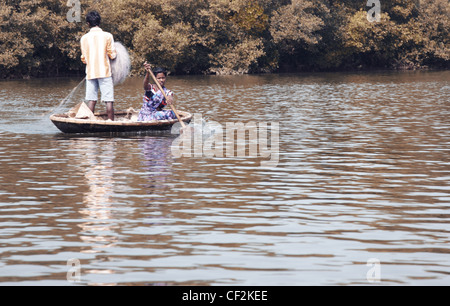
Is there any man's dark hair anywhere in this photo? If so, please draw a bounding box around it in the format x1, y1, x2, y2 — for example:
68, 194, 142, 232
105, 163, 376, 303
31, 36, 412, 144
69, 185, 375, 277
86, 11, 101, 27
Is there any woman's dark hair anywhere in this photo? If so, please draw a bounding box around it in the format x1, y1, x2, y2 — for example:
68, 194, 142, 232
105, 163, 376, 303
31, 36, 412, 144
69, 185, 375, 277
153, 67, 167, 76
86, 11, 101, 27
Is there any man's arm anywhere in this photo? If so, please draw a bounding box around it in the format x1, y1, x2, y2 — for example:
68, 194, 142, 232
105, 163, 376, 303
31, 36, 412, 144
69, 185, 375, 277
107, 34, 117, 60
80, 37, 87, 64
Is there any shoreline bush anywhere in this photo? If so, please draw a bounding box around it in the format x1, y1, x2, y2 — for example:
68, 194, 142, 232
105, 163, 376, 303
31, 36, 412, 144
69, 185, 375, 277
1, 0, 448, 78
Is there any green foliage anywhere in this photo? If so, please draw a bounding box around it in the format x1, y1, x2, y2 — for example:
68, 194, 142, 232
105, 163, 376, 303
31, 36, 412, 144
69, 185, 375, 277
340, 0, 449, 69
415, 0, 450, 67
0, 0, 448, 78
270, 0, 329, 50
0, 0, 84, 78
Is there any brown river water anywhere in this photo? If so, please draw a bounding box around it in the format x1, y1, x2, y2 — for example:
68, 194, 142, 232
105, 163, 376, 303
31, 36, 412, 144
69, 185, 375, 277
0, 70, 449, 285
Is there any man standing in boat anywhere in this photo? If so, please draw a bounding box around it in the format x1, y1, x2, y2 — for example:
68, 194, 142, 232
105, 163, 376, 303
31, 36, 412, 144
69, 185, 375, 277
80, 11, 117, 120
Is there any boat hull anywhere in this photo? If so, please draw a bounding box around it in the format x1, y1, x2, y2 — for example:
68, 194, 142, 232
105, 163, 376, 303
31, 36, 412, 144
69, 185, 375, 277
50, 110, 192, 134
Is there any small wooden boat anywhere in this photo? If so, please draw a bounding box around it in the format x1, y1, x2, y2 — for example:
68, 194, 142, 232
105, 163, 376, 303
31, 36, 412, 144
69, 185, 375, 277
50, 102, 192, 134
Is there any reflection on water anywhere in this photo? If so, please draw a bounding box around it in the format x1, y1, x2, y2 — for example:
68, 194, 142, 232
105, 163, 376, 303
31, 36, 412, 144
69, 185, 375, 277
75, 139, 118, 252
66, 138, 120, 284
0, 71, 449, 285
139, 136, 174, 197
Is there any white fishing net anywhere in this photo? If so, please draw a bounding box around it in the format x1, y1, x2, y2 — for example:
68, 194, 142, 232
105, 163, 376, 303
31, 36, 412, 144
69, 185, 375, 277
111, 42, 131, 86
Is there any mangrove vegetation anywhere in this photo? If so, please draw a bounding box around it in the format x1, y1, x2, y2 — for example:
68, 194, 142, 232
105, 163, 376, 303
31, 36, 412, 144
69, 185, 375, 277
1, 0, 449, 78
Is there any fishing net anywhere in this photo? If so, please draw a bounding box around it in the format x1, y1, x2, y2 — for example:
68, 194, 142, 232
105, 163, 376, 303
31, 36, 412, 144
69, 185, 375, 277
111, 42, 131, 86
42, 77, 85, 116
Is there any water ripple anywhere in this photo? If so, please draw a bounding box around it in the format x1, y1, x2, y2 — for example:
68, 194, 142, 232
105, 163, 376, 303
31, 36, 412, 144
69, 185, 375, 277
0, 71, 449, 285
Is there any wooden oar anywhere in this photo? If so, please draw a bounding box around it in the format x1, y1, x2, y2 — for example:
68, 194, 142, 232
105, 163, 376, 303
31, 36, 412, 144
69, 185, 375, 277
144, 63, 186, 129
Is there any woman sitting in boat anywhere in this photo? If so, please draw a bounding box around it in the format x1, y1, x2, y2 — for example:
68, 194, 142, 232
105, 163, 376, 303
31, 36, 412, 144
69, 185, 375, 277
137, 64, 176, 121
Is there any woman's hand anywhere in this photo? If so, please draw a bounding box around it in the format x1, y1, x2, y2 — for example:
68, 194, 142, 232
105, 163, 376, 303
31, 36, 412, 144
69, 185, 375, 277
143, 62, 153, 91
143, 62, 152, 73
